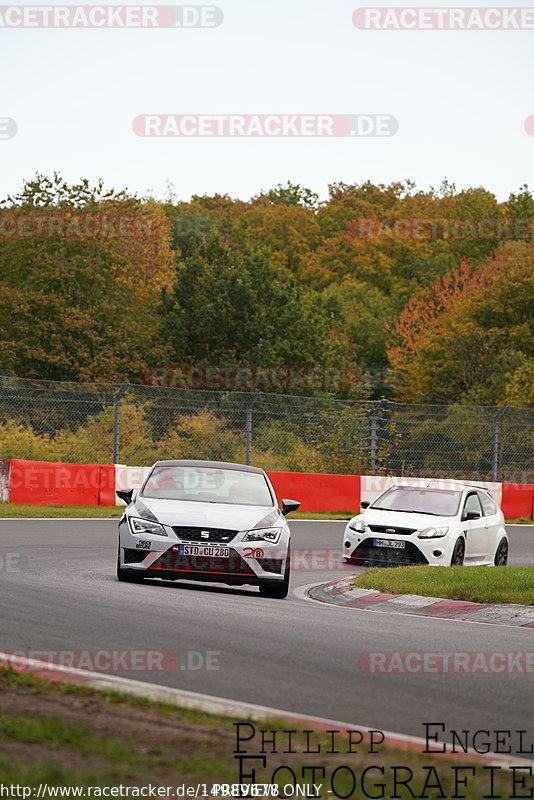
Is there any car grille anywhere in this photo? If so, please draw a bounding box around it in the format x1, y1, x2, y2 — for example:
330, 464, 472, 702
368, 524, 417, 536
172, 527, 238, 543
149, 549, 255, 575
351, 541, 428, 567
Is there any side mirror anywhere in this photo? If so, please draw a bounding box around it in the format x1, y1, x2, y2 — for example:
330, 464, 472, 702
281, 498, 300, 515
464, 510, 481, 521
116, 489, 134, 505
360, 500, 370, 509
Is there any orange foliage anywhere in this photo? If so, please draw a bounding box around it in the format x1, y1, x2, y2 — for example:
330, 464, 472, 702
388, 256, 504, 374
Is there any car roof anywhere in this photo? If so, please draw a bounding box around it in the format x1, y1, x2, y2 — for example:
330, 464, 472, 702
427, 480, 493, 493
391, 481, 492, 494
152, 459, 265, 474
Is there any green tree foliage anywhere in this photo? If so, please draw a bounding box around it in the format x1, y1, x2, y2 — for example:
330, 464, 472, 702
262, 181, 319, 208
158, 237, 354, 389
0, 174, 174, 382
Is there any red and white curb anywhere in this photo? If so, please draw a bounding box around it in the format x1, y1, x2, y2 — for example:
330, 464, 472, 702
308, 577, 534, 628
1, 652, 532, 771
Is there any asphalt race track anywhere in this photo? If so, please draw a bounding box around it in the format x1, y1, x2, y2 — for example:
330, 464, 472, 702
1, 520, 533, 753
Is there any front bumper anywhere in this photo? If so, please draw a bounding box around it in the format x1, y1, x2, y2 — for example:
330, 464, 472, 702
343, 525, 455, 567
118, 517, 289, 585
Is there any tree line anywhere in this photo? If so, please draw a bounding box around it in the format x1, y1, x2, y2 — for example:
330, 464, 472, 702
1, 173, 532, 406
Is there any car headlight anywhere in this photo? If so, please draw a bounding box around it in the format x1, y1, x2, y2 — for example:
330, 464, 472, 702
128, 517, 167, 537
348, 518, 366, 533
243, 527, 282, 543
418, 526, 449, 539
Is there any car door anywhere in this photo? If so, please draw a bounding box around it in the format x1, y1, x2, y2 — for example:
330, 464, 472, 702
478, 491, 501, 560
461, 492, 488, 561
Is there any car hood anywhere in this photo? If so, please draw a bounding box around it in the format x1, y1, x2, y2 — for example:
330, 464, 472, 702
363, 508, 454, 529
133, 497, 281, 531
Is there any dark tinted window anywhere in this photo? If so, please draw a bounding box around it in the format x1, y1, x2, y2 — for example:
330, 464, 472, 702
462, 493, 483, 519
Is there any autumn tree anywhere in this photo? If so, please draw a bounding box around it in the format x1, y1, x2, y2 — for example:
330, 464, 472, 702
0, 174, 174, 381
387, 242, 533, 404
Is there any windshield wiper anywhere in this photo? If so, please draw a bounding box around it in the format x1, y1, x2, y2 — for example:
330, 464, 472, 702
371, 507, 438, 515
400, 509, 438, 515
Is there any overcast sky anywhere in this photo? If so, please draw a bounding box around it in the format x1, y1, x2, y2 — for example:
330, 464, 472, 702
1, 0, 533, 203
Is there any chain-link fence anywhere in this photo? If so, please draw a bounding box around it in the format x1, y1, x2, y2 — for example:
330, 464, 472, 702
0, 375, 532, 482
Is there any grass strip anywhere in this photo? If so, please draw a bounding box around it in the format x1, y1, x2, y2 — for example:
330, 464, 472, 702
354, 565, 534, 605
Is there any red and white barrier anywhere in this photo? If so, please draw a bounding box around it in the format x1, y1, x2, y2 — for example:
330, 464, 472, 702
268, 471, 360, 513
1, 458, 532, 518
5, 459, 115, 506
500, 483, 534, 519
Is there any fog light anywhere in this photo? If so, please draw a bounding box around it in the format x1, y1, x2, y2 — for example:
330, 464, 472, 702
433, 550, 443, 558
344, 540, 351, 548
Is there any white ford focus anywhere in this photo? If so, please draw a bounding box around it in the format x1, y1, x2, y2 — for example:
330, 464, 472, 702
116, 460, 299, 598
343, 483, 509, 567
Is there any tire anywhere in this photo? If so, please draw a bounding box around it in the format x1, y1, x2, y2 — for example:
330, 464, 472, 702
450, 537, 465, 566
494, 538, 508, 566
259, 548, 290, 599
117, 546, 145, 583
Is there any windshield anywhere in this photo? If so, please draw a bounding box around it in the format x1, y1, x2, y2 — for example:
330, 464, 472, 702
371, 487, 462, 517
140, 465, 273, 506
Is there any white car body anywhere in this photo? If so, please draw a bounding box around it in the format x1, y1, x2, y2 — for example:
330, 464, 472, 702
343, 482, 509, 567
117, 460, 299, 598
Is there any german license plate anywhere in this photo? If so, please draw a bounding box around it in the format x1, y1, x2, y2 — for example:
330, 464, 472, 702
177, 545, 230, 558
372, 539, 405, 549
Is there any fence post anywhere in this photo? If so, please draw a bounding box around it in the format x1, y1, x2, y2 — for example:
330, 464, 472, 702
369, 399, 385, 472
113, 384, 129, 464
245, 392, 262, 466
492, 405, 509, 481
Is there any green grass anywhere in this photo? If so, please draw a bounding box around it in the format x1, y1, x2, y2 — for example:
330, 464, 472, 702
0, 711, 131, 760
290, 510, 354, 519
0, 503, 124, 518
0, 667, 530, 798
355, 565, 534, 605
0, 504, 353, 520
0, 503, 532, 523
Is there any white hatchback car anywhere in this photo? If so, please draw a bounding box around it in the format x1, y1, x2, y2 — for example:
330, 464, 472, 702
343, 483, 509, 567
